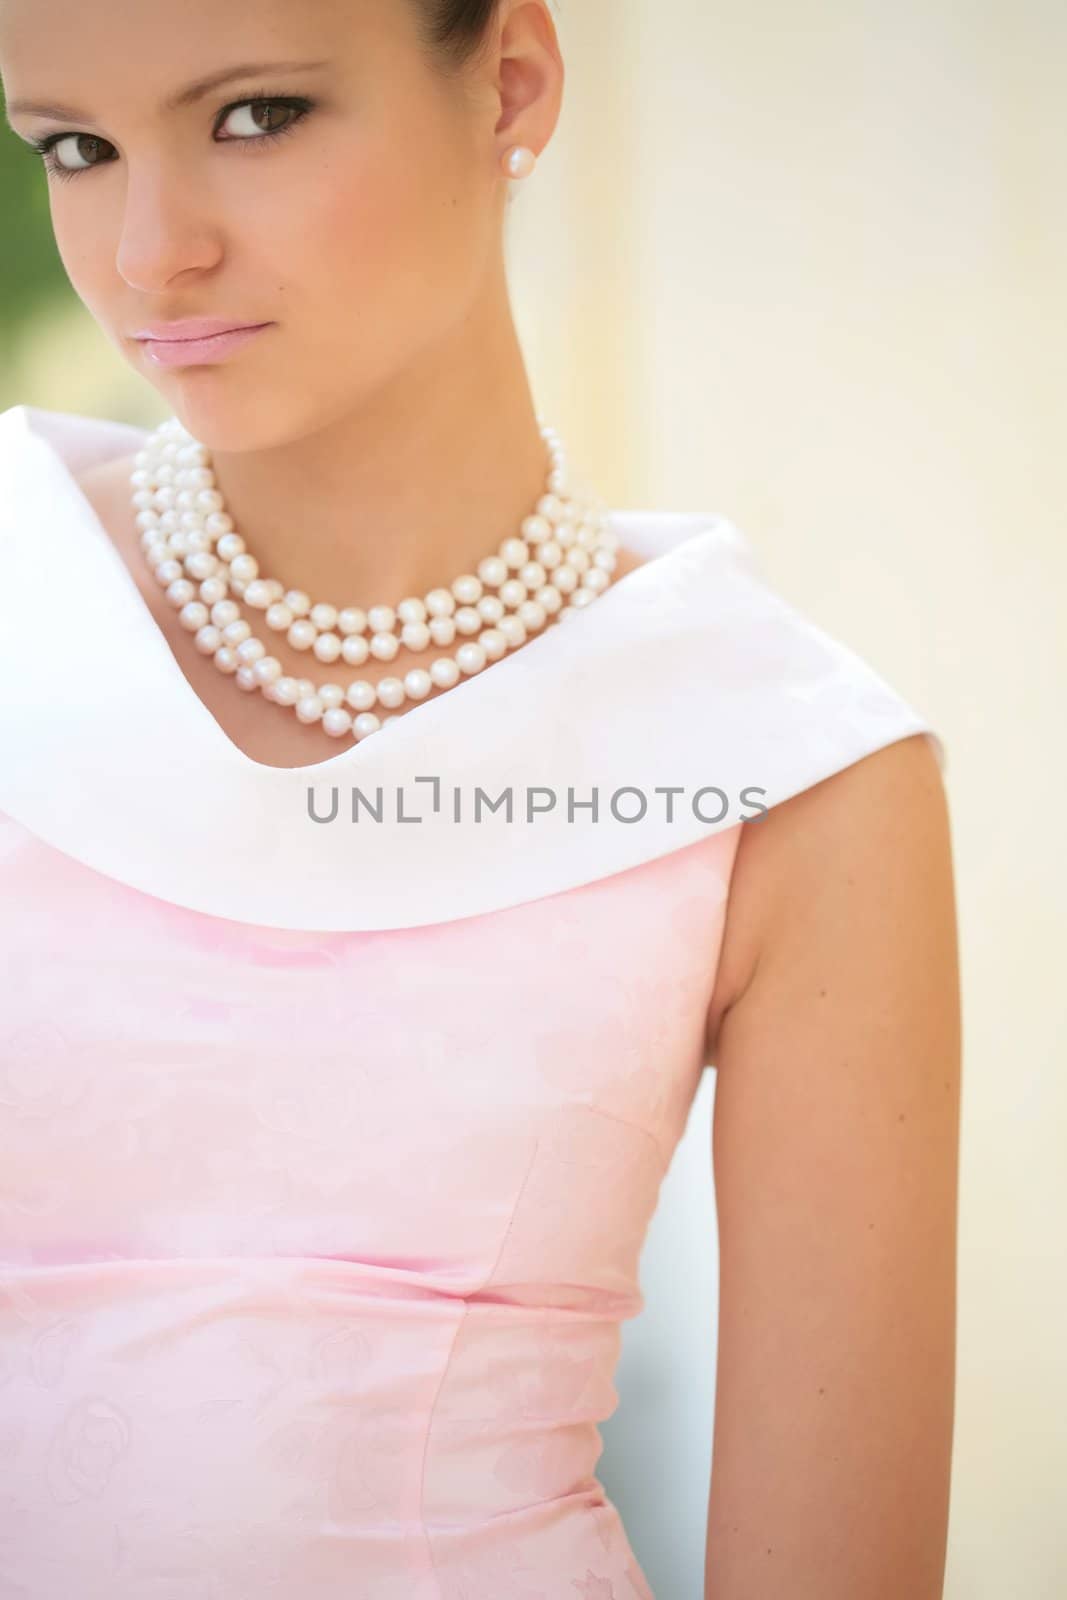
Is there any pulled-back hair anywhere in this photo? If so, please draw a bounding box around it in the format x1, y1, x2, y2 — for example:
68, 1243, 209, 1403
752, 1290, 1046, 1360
412, 0, 503, 72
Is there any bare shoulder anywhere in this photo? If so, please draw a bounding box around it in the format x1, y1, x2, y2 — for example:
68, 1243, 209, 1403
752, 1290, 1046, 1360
705, 731, 951, 1059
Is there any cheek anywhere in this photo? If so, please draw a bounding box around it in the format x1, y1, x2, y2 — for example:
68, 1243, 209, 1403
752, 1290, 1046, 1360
280, 146, 486, 325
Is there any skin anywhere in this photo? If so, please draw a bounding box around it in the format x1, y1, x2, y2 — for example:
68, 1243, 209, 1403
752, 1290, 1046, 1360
1, 0, 647, 765
2, 4, 961, 1594
703, 735, 959, 1598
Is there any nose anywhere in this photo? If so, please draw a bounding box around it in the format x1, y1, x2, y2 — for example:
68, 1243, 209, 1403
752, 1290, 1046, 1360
114, 160, 223, 292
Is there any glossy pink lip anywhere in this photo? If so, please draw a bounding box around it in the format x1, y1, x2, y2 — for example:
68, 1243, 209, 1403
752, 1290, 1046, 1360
133, 316, 266, 341
132, 319, 273, 369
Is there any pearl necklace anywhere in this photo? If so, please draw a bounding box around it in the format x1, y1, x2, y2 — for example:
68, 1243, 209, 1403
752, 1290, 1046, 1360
130, 416, 620, 744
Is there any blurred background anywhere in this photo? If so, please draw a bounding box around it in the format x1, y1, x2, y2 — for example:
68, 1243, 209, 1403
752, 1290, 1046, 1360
3, 1, 1065, 1597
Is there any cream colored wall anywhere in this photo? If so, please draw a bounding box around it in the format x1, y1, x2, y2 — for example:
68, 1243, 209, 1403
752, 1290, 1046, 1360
511, 3, 1064, 1597
7, 2, 1063, 1594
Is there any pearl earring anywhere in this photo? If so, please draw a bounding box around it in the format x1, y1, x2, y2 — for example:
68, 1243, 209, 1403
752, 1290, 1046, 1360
503, 145, 537, 180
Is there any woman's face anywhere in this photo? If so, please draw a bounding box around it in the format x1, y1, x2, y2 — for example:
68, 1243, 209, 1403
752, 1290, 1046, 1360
0, 0, 507, 448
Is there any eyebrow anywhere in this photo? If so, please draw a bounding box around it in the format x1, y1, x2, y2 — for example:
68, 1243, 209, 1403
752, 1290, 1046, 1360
5, 59, 330, 123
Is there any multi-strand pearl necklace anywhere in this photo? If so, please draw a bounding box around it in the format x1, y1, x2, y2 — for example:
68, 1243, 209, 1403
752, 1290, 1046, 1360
130, 417, 620, 744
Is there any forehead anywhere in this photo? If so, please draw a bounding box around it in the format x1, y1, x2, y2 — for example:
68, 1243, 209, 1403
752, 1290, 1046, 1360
0, 0, 394, 102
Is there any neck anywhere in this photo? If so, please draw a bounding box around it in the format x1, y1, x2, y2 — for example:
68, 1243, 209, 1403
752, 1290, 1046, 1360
204, 271, 552, 606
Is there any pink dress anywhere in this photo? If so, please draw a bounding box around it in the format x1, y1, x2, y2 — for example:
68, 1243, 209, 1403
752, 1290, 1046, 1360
0, 405, 944, 1598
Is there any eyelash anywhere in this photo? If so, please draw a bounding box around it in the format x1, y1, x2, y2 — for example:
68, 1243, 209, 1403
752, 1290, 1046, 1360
30, 92, 315, 183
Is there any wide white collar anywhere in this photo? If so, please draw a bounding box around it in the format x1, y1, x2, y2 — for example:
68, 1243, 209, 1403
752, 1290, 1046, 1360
0, 404, 941, 931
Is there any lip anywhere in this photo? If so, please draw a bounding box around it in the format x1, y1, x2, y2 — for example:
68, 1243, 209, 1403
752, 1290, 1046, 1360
132, 319, 273, 369
133, 316, 268, 341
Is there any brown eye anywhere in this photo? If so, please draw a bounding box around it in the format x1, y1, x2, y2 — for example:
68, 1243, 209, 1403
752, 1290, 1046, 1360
216, 100, 303, 141
50, 133, 115, 171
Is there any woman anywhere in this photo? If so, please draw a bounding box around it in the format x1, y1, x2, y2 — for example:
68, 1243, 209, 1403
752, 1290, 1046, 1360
0, 1, 960, 1596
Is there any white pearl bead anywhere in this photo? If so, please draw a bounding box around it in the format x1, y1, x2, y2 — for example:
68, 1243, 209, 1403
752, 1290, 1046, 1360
155, 559, 184, 586
234, 665, 259, 693
195, 625, 222, 655
271, 677, 300, 706
367, 604, 396, 634
404, 669, 433, 700
478, 595, 505, 624
214, 646, 239, 674
583, 567, 610, 595
211, 600, 240, 628
376, 677, 406, 710
569, 585, 596, 608
452, 574, 482, 605
179, 601, 210, 632
195, 489, 224, 514
425, 589, 455, 618
310, 603, 338, 631
537, 494, 564, 521
401, 621, 431, 652
553, 564, 579, 594
503, 537, 530, 569
499, 579, 527, 609
569, 547, 591, 574
518, 600, 547, 632
454, 640, 483, 672
243, 579, 274, 609
505, 145, 536, 179
498, 615, 527, 647
346, 680, 377, 712
236, 637, 266, 664
223, 619, 252, 646
317, 683, 345, 709
229, 554, 259, 584
480, 628, 507, 661
166, 578, 196, 607
253, 655, 282, 685
323, 707, 354, 738
206, 512, 235, 537
537, 584, 563, 615
185, 552, 220, 581
285, 590, 312, 617
266, 603, 294, 631
312, 632, 342, 664
296, 694, 324, 725
520, 562, 547, 590
341, 634, 371, 666
132, 489, 154, 511
135, 511, 160, 532
538, 540, 563, 570
594, 547, 618, 573
454, 606, 482, 637
153, 486, 178, 510
294, 678, 315, 699
430, 657, 461, 689
353, 712, 382, 741
337, 607, 367, 635
429, 616, 456, 648
396, 597, 427, 625
216, 533, 245, 561
478, 556, 508, 588
288, 620, 316, 651
370, 633, 399, 662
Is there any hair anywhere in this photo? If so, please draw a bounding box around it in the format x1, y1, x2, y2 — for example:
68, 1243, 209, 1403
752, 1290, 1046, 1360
412, 0, 503, 74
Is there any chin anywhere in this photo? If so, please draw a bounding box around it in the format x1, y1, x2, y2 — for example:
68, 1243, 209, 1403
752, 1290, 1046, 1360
150, 384, 310, 456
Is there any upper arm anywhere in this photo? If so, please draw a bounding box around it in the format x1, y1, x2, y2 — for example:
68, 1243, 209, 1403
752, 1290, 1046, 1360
703, 733, 961, 1600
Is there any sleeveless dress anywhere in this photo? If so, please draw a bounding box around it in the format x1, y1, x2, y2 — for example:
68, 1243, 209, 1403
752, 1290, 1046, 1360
0, 404, 945, 1599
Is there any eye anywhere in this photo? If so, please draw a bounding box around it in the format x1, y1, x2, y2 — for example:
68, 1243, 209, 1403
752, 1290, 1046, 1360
28, 96, 313, 183
214, 96, 310, 145
40, 133, 117, 173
